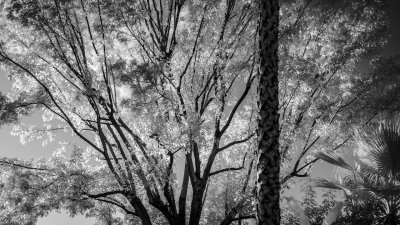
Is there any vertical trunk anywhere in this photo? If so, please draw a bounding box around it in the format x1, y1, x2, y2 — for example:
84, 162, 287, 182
175, 214, 186, 225
256, 0, 280, 225
126, 194, 152, 225
177, 162, 190, 224
164, 217, 184, 225
188, 184, 205, 225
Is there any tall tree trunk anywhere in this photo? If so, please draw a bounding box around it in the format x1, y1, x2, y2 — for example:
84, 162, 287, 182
256, 0, 280, 224
126, 194, 153, 225
188, 184, 205, 225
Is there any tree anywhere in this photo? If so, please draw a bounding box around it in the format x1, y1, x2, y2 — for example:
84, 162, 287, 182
315, 120, 400, 225
281, 179, 320, 225
284, 185, 347, 225
0, 0, 259, 224
256, 0, 280, 224
301, 179, 321, 225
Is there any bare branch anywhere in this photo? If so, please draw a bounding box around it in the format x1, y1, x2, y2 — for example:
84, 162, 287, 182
0, 159, 53, 172
210, 153, 247, 177
218, 133, 255, 153
83, 190, 125, 198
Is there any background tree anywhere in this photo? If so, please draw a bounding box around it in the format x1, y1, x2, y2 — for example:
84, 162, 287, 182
281, 183, 383, 225
301, 179, 322, 225
281, 184, 337, 225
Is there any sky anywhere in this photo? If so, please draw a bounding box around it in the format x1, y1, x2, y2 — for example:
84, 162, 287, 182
0, 0, 400, 224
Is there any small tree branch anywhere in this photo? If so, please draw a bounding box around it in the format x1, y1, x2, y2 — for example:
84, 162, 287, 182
210, 153, 247, 177
0, 159, 53, 172
83, 190, 125, 199
218, 133, 255, 153
86, 196, 137, 216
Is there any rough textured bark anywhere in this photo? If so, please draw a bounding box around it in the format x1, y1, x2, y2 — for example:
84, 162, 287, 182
256, 0, 280, 224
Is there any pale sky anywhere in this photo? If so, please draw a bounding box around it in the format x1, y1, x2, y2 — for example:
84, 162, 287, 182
37, 212, 96, 225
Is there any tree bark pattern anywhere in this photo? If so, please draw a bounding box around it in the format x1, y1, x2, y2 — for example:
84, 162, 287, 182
256, 0, 280, 224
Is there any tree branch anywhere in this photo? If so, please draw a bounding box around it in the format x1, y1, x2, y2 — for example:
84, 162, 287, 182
83, 190, 125, 199
210, 153, 247, 177
218, 133, 255, 153
0, 159, 53, 172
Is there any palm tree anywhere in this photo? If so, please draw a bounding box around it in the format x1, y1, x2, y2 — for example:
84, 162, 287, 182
256, 0, 280, 224
315, 120, 400, 225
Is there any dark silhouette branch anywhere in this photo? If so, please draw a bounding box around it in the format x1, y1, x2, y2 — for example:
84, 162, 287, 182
210, 153, 247, 177
0, 159, 53, 172
218, 133, 255, 153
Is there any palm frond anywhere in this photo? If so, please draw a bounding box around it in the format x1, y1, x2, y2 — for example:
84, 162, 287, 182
314, 152, 353, 170
359, 164, 385, 186
370, 120, 400, 177
334, 167, 356, 186
312, 178, 353, 197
